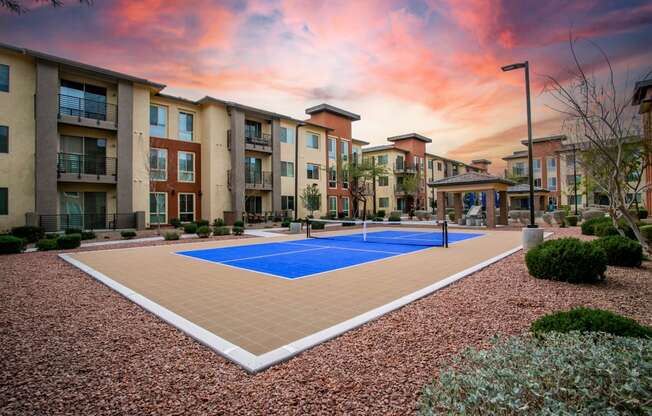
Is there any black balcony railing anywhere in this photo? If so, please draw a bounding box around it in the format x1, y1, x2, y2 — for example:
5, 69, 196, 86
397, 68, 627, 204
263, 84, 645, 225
57, 153, 117, 179
394, 183, 426, 195
394, 161, 417, 173
58, 94, 117, 123
245, 169, 273, 188
39, 213, 136, 232
245, 132, 272, 147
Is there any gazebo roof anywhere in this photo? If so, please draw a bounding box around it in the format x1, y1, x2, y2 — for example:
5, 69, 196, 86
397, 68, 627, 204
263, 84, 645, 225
507, 184, 549, 194
428, 172, 515, 188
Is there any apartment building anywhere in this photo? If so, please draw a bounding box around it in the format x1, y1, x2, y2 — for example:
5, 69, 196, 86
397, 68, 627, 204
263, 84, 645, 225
0, 43, 339, 230
305, 104, 367, 217
633, 78, 652, 208
361, 134, 484, 214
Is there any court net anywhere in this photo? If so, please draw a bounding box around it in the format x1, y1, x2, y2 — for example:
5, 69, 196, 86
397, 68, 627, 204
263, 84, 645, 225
306, 218, 449, 248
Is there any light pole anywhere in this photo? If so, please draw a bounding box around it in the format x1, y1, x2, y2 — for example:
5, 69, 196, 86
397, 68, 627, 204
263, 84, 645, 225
502, 61, 537, 228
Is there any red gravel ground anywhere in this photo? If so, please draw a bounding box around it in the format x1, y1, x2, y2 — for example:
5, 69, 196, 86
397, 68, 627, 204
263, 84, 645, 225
1, 228, 651, 415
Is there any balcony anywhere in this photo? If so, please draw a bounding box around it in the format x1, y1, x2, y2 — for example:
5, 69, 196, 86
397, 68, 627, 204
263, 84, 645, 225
57, 153, 117, 183
245, 169, 273, 190
394, 183, 426, 195
245, 132, 272, 153
39, 212, 136, 232
393, 161, 418, 174
58, 94, 118, 130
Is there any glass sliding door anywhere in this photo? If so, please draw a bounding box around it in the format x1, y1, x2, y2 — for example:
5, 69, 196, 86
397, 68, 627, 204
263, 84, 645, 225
245, 157, 262, 185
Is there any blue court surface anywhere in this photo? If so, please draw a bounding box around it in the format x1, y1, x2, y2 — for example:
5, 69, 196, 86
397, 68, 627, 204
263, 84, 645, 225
176, 230, 483, 280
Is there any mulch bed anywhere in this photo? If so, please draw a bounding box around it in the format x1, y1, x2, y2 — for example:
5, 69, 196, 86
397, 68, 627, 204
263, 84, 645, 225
1, 227, 650, 415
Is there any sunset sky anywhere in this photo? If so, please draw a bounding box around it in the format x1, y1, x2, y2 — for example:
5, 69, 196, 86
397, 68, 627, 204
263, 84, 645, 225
1, 0, 651, 173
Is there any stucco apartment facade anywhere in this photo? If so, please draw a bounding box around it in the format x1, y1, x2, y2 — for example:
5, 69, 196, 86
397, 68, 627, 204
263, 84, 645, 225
361, 134, 486, 215
0, 43, 340, 231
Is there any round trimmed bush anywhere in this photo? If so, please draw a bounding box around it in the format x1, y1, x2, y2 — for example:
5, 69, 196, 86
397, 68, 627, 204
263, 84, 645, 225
310, 221, 325, 230
281, 219, 291, 228
170, 217, 181, 228
525, 237, 607, 283
164, 232, 180, 241
195, 219, 209, 227
233, 220, 245, 228
81, 231, 96, 240
419, 332, 652, 415
232, 226, 244, 236
0, 235, 25, 254
565, 215, 578, 226
531, 307, 652, 339
64, 227, 82, 235
10, 226, 44, 243
640, 224, 652, 242
581, 216, 610, 235
213, 218, 225, 227
56, 234, 81, 249
591, 235, 643, 267
36, 238, 58, 251
388, 214, 401, 222
120, 229, 137, 239
183, 223, 198, 234
593, 221, 619, 237
213, 226, 231, 236
197, 225, 211, 238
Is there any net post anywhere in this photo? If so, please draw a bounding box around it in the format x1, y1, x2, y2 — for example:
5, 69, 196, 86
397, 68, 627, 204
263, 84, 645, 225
444, 220, 448, 248
306, 219, 310, 238
363, 220, 367, 242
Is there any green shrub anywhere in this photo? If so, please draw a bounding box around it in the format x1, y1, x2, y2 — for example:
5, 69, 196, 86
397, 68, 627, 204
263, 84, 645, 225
213, 226, 231, 236
531, 307, 652, 339
212, 218, 225, 227
197, 225, 211, 238
591, 235, 643, 267
388, 214, 401, 222
311, 221, 325, 230
565, 215, 578, 226
195, 219, 209, 227
164, 232, 180, 241
120, 229, 137, 239
0, 235, 25, 254
281, 219, 291, 228
56, 234, 81, 249
525, 238, 607, 283
170, 217, 181, 228
233, 220, 245, 228
64, 227, 82, 235
593, 221, 619, 237
45, 232, 60, 239
183, 223, 198, 234
232, 226, 244, 236
36, 238, 58, 251
10, 226, 44, 243
580, 216, 609, 235
640, 224, 652, 242
80, 231, 96, 240
419, 332, 652, 415
631, 207, 648, 220
447, 212, 456, 221
376, 210, 386, 218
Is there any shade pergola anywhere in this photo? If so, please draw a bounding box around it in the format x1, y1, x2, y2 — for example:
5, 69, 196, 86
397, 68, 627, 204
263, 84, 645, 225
507, 184, 550, 211
428, 172, 515, 228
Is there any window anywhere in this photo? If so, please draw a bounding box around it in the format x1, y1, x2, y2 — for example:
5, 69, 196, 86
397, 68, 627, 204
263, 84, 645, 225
328, 167, 337, 188
342, 197, 349, 215
149, 192, 166, 224
280, 127, 294, 144
149, 148, 167, 181
281, 161, 294, 177
179, 112, 194, 141
547, 158, 557, 175
428, 159, 433, 169
245, 157, 262, 184
377, 155, 388, 165
149, 105, 167, 137
547, 177, 557, 191
0, 126, 7, 153
512, 162, 525, 177
340, 141, 348, 162
534, 178, 542, 187
352, 148, 360, 164
378, 176, 389, 186
306, 133, 319, 149
626, 193, 643, 203
328, 196, 337, 215
566, 195, 582, 205
59, 80, 108, 121
532, 159, 541, 176
245, 120, 261, 139
281, 195, 295, 211
307, 163, 320, 179
342, 169, 349, 189
328, 137, 337, 160
379, 197, 389, 208
178, 193, 195, 222
395, 155, 404, 169
566, 175, 581, 186
437, 162, 442, 171
178, 151, 195, 182
0, 64, 8, 92
246, 196, 263, 214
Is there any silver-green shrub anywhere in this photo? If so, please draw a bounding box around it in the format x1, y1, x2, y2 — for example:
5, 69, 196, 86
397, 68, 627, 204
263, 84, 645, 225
419, 332, 652, 415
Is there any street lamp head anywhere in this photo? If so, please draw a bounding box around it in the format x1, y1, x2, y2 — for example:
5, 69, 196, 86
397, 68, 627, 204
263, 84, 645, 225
501, 63, 526, 72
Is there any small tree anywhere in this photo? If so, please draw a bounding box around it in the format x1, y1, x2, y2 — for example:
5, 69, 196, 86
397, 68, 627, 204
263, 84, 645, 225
342, 158, 388, 220
400, 172, 421, 217
544, 35, 651, 249
300, 184, 321, 218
